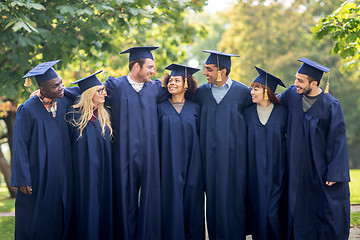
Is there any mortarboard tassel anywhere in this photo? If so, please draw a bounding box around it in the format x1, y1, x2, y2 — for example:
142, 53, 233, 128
184, 67, 188, 89
184, 77, 188, 89
264, 73, 269, 100
153, 67, 157, 77
216, 54, 222, 82
24, 77, 32, 87
324, 72, 330, 94
264, 89, 269, 100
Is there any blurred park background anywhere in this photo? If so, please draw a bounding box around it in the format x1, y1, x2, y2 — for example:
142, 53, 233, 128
0, 0, 360, 237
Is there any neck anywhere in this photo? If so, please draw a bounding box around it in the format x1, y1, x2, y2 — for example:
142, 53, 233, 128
129, 72, 143, 83
39, 91, 56, 100
171, 94, 185, 103
307, 86, 322, 97
258, 99, 271, 108
214, 75, 228, 87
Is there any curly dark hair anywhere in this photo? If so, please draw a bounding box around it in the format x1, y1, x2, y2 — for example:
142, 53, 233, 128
251, 82, 281, 105
162, 74, 198, 99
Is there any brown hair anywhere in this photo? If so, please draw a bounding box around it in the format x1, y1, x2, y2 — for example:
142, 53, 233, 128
162, 74, 198, 99
129, 59, 146, 71
251, 82, 281, 105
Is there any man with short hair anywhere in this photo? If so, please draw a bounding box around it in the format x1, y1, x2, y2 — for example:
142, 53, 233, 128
280, 58, 350, 240
11, 60, 73, 239
105, 47, 165, 240
195, 50, 252, 239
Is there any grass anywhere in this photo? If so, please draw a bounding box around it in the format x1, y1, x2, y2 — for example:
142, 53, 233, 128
0, 169, 359, 239
350, 169, 360, 204
0, 217, 14, 240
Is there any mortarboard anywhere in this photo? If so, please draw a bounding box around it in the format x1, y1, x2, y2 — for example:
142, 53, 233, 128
165, 63, 200, 89
297, 58, 331, 80
254, 66, 286, 93
297, 57, 332, 93
71, 70, 103, 93
23, 59, 61, 86
203, 50, 239, 69
203, 50, 239, 81
120, 46, 159, 62
165, 63, 200, 76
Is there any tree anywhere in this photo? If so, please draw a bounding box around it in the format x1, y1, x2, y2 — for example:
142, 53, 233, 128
0, 0, 206, 197
312, 1, 360, 71
199, 0, 360, 167
312, 0, 360, 168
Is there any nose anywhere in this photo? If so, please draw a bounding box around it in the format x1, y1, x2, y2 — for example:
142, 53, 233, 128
203, 69, 207, 75
294, 79, 299, 87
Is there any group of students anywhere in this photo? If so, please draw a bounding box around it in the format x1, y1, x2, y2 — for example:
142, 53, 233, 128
10, 46, 350, 240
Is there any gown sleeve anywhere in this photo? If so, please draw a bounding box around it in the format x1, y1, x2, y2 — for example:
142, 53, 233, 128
104, 76, 117, 108
325, 100, 350, 182
11, 105, 32, 187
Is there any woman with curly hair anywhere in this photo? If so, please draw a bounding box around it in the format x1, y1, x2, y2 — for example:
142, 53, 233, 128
244, 67, 287, 240
158, 64, 204, 240
66, 70, 113, 240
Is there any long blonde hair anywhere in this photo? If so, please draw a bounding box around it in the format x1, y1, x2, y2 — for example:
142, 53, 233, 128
67, 86, 113, 139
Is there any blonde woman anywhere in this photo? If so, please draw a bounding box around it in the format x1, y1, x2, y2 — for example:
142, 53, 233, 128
66, 70, 113, 240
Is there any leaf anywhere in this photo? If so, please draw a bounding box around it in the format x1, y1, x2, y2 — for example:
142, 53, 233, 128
28, 3, 45, 11
56, 5, 77, 15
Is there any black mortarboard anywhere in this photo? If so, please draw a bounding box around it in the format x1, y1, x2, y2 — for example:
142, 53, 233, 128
71, 70, 103, 93
23, 59, 61, 85
203, 50, 239, 69
254, 66, 286, 93
165, 63, 200, 76
297, 57, 331, 81
120, 46, 158, 62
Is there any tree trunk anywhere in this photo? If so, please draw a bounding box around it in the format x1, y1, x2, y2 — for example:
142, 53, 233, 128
0, 148, 16, 198
0, 100, 17, 198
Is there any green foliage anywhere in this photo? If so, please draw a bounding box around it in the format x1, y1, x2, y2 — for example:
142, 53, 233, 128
0, 0, 206, 100
0, 217, 15, 240
313, 1, 360, 70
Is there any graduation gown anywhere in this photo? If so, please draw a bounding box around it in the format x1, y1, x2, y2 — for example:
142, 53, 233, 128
195, 80, 252, 240
66, 107, 113, 240
105, 76, 166, 240
280, 86, 350, 240
158, 100, 205, 240
11, 95, 73, 240
244, 103, 287, 240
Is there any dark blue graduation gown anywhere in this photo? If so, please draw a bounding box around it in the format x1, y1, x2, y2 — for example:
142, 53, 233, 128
195, 80, 252, 240
244, 104, 287, 240
280, 86, 350, 240
158, 100, 205, 240
66, 107, 113, 240
11, 95, 73, 240
105, 76, 166, 240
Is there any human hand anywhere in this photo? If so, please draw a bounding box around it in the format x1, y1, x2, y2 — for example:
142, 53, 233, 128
19, 186, 32, 195
325, 181, 336, 186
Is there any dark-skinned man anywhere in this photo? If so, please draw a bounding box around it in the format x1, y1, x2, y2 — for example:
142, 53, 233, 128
11, 60, 73, 240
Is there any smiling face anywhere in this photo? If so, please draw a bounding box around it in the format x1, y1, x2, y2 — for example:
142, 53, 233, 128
39, 76, 64, 99
250, 85, 264, 104
167, 75, 186, 97
294, 72, 315, 95
92, 85, 107, 106
203, 64, 219, 84
136, 58, 155, 83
